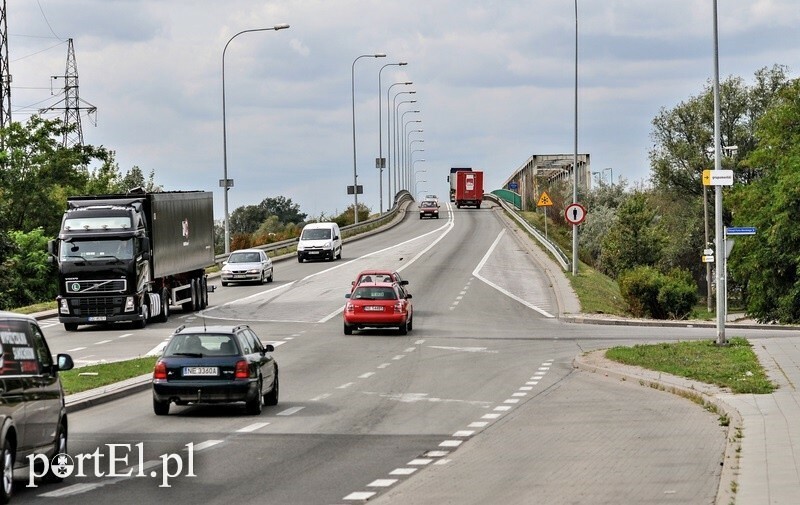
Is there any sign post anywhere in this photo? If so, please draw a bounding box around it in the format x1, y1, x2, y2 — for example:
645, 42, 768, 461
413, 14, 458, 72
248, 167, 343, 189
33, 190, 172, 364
537, 192, 553, 239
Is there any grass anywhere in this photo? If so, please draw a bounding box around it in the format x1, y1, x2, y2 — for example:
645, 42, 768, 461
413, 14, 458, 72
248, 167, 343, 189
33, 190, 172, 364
605, 337, 775, 394
60, 356, 158, 395
569, 263, 628, 315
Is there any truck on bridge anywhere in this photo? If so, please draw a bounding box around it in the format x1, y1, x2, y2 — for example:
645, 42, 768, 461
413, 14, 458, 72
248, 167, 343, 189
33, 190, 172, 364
49, 190, 215, 331
448, 167, 472, 202
455, 170, 484, 208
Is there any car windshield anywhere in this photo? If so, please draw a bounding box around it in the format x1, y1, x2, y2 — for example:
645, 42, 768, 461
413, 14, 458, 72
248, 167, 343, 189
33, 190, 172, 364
352, 287, 398, 300
421, 201, 435, 207
229, 252, 260, 263
60, 238, 133, 261
302, 228, 331, 240
163, 333, 238, 356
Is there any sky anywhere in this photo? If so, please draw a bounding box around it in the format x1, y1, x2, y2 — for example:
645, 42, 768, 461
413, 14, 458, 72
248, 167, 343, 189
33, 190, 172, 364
8, 1, 800, 222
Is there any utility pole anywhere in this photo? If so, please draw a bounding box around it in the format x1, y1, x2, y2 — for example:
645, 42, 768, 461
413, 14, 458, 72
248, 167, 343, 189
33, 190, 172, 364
40, 38, 97, 147
0, 0, 12, 132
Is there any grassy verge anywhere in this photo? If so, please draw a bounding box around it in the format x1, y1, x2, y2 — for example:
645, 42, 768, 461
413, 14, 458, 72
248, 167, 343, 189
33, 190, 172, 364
60, 356, 158, 395
605, 337, 774, 394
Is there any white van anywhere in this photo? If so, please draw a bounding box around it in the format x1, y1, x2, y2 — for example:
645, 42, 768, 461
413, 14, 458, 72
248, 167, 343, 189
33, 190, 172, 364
297, 222, 342, 262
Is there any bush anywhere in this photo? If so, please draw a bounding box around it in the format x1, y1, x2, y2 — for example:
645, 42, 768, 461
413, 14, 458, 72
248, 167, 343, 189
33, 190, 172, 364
619, 266, 698, 320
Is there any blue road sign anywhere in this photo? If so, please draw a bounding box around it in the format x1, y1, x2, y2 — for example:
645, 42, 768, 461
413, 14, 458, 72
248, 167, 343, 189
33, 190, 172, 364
508, 182, 519, 190
726, 227, 756, 235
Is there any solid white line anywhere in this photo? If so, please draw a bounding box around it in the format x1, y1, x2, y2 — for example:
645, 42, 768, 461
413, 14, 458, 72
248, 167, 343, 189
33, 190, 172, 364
194, 440, 223, 451
472, 229, 555, 318
269, 341, 287, 347
118, 334, 132, 339
238, 422, 270, 433
277, 406, 304, 416
94, 339, 112, 345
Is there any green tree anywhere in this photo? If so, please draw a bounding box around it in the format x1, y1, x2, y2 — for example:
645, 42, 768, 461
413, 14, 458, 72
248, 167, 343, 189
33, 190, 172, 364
598, 192, 667, 278
729, 78, 800, 323
0, 116, 110, 236
229, 196, 307, 235
2, 228, 57, 309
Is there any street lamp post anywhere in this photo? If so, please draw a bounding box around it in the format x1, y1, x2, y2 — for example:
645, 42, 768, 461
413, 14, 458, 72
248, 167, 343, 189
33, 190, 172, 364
378, 63, 407, 214
572, 0, 579, 276
602, 167, 613, 185
400, 114, 420, 191
405, 127, 423, 190
409, 139, 424, 190
394, 96, 416, 194
351, 53, 386, 224
414, 179, 427, 197
387, 82, 412, 205
221, 23, 289, 255
410, 148, 424, 190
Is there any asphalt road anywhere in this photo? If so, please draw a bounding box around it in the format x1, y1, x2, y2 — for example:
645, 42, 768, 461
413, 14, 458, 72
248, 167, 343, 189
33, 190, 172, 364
18, 202, 754, 504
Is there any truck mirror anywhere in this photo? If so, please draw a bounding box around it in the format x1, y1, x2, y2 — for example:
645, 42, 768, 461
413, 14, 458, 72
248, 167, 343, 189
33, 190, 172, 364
47, 239, 56, 256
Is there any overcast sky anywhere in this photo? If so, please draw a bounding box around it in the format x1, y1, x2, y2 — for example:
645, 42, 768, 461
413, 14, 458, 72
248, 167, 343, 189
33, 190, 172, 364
8, 1, 800, 220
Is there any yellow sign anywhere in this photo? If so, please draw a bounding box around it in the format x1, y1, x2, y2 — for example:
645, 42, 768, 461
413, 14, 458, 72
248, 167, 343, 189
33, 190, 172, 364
702, 170, 711, 185
537, 191, 553, 207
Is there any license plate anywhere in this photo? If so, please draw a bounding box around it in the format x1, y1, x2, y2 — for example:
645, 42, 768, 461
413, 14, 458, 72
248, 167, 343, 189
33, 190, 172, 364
364, 306, 384, 312
308, 251, 320, 255
183, 366, 219, 376
233, 274, 245, 279
88, 316, 107, 322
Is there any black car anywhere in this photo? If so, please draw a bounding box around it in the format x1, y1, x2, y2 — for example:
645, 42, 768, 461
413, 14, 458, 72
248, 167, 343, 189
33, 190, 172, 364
0, 311, 74, 503
152, 324, 278, 415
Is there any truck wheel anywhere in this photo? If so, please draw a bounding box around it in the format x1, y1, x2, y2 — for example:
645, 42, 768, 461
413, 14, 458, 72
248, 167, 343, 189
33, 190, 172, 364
156, 288, 170, 323
182, 281, 196, 312
200, 277, 209, 308
134, 303, 148, 329
64, 323, 78, 332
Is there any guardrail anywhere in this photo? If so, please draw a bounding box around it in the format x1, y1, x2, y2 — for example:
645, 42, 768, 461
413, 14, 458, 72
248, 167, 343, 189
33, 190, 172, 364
484, 193, 571, 271
214, 190, 414, 265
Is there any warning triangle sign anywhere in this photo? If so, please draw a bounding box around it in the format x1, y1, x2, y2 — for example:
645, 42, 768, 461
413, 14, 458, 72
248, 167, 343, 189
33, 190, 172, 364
537, 191, 553, 207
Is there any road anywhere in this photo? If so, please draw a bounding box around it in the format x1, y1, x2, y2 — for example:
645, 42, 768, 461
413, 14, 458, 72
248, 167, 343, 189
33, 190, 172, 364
19, 201, 781, 504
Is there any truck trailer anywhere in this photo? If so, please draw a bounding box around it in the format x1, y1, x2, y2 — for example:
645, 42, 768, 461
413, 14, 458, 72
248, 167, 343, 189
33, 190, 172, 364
48, 190, 215, 331
448, 167, 472, 202
455, 170, 484, 208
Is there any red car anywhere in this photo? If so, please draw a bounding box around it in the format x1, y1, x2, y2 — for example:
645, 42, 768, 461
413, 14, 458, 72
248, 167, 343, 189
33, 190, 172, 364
350, 269, 408, 292
344, 282, 413, 335
419, 200, 440, 219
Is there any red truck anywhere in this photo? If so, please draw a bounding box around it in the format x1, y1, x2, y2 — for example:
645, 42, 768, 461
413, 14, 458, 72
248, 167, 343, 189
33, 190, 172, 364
455, 170, 483, 208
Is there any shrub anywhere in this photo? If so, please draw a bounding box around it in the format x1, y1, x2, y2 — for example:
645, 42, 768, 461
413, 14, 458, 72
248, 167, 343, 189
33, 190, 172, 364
619, 266, 699, 320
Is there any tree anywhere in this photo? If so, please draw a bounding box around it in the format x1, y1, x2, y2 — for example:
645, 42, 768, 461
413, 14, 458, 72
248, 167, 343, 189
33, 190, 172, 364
2, 228, 57, 309
0, 116, 110, 236
598, 192, 667, 278
729, 78, 800, 323
229, 196, 307, 235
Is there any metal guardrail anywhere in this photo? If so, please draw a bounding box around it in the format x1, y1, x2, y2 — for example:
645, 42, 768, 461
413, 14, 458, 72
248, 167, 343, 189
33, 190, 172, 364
214, 190, 414, 265
484, 193, 571, 271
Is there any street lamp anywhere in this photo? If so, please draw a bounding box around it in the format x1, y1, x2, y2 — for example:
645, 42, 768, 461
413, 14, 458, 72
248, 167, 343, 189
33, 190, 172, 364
405, 127, 423, 190
408, 139, 424, 190
378, 63, 407, 213
414, 178, 427, 197
410, 148, 424, 190
602, 167, 613, 185
387, 82, 412, 204
393, 95, 416, 194
572, 0, 579, 276
221, 23, 290, 254
351, 53, 386, 224
400, 113, 420, 191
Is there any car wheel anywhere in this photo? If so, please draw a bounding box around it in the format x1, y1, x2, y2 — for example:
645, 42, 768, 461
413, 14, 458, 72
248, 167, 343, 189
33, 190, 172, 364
259, 271, 266, 285
297, 255, 303, 263
267, 269, 274, 283
221, 281, 228, 287
398, 321, 408, 335
64, 323, 78, 332
0, 437, 14, 504
153, 397, 170, 416
264, 371, 279, 406
408, 315, 413, 331
336, 249, 342, 260
343, 323, 353, 335
42, 421, 67, 483
246, 379, 264, 415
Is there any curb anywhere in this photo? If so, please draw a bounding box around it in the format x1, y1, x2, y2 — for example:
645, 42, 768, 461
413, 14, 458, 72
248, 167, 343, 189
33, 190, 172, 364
65, 373, 152, 414
573, 350, 742, 505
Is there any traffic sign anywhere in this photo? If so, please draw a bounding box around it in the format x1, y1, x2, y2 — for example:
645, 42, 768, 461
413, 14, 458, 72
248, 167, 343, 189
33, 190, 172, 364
508, 182, 519, 190
701, 255, 715, 263
537, 191, 553, 207
564, 203, 587, 225
702, 169, 734, 186
726, 227, 756, 236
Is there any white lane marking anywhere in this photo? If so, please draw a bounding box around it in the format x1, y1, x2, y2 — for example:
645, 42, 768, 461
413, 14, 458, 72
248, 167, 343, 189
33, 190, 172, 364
66, 347, 86, 352
94, 340, 112, 345
469, 421, 489, 428
269, 341, 287, 347
482, 413, 502, 419
337, 382, 354, 389
519, 386, 533, 391
414, 339, 425, 345
472, 229, 555, 318
238, 422, 270, 433
403, 347, 416, 353
277, 406, 304, 416
528, 381, 540, 385
453, 430, 474, 437
363, 392, 491, 407
494, 406, 512, 411
118, 334, 132, 339
377, 363, 392, 369
389, 468, 417, 476
408, 458, 433, 465
424, 450, 449, 457
310, 393, 331, 401
358, 372, 375, 379
368, 479, 398, 487
344, 492, 376, 500
434, 459, 451, 465
504, 399, 520, 404
512, 392, 527, 397
194, 440, 224, 451
427, 345, 497, 354
392, 355, 405, 360
285, 337, 294, 340
40, 483, 103, 497
456, 296, 463, 300
439, 440, 462, 448
538, 366, 550, 371
146, 341, 168, 356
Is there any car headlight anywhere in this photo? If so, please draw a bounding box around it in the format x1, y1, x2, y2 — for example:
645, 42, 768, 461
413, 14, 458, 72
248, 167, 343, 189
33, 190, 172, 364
323, 241, 332, 250
297, 244, 305, 251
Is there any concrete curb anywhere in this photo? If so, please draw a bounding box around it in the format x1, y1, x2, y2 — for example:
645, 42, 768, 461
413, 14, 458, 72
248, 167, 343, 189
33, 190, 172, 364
65, 373, 152, 413
573, 350, 742, 505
